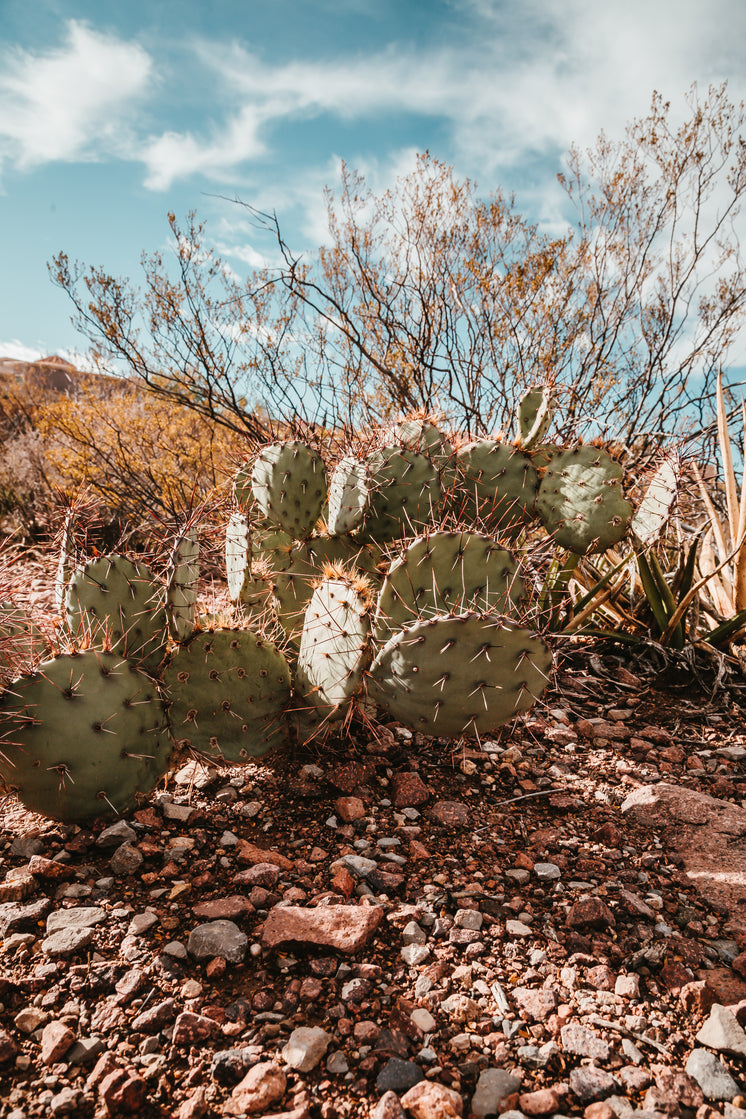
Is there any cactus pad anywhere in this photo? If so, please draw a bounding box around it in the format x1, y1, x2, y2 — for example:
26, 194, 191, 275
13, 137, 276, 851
394, 417, 453, 459
536, 446, 633, 555
0, 651, 170, 823
374, 532, 525, 642
327, 457, 368, 536
251, 441, 328, 539
368, 613, 552, 737
362, 446, 442, 540
516, 386, 555, 450
273, 537, 381, 642
65, 555, 168, 669
166, 528, 199, 642
163, 628, 291, 763
295, 573, 373, 717
454, 441, 538, 535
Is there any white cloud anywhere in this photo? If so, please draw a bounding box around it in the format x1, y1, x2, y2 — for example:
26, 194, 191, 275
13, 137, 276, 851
0, 20, 152, 171
0, 340, 45, 362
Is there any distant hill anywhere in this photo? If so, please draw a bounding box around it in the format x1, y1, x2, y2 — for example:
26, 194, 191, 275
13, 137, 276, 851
0, 354, 124, 396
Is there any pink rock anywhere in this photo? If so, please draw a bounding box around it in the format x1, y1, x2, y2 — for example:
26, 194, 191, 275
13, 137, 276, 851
518, 1088, 561, 1115
513, 987, 557, 1022
334, 796, 366, 822
400, 1079, 463, 1117
429, 801, 469, 828
233, 862, 281, 888
192, 896, 254, 920
172, 1011, 219, 1046
261, 904, 382, 954
224, 1061, 287, 1116
40, 1020, 75, 1064
99, 1068, 148, 1115
178, 1087, 208, 1119
234, 840, 293, 869
0, 1028, 18, 1062
566, 897, 615, 930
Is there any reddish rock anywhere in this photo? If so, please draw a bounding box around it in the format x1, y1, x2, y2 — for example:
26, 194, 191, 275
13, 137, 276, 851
583, 1104, 615, 1119
651, 1065, 704, 1109
131, 999, 177, 1033
99, 1068, 148, 1115
586, 965, 615, 990
327, 762, 369, 793
261, 904, 383, 954
0, 870, 35, 902
330, 868, 355, 900
566, 897, 615, 930
178, 1087, 208, 1119
0, 1028, 18, 1062
429, 801, 469, 828
519, 1088, 561, 1115
409, 840, 431, 860
680, 979, 719, 1015
513, 987, 557, 1022
334, 796, 366, 822
234, 840, 293, 870
27, 855, 74, 880
172, 1011, 219, 1046
400, 1079, 463, 1117
114, 968, 147, 1006
659, 961, 694, 992
233, 862, 281, 888
206, 957, 227, 980
192, 897, 254, 920
224, 1061, 287, 1116
391, 772, 430, 808
40, 1020, 75, 1064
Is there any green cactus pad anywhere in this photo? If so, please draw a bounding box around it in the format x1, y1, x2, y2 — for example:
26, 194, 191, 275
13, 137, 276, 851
536, 445, 633, 555
394, 417, 453, 460
0, 651, 170, 824
516, 386, 555, 450
162, 628, 291, 763
295, 574, 373, 717
65, 555, 168, 669
373, 532, 525, 643
251, 441, 328, 539
273, 537, 382, 642
327, 457, 369, 536
454, 441, 538, 535
362, 447, 442, 541
0, 605, 48, 684
167, 529, 199, 642
368, 613, 552, 738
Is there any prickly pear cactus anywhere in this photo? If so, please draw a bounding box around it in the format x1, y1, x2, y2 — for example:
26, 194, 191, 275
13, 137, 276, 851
273, 537, 382, 643
393, 416, 453, 460
631, 456, 680, 546
162, 628, 291, 763
373, 531, 525, 643
166, 528, 199, 642
327, 457, 369, 536
536, 446, 633, 555
368, 612, 552, 738
454, 441, 538, 535
0, 604, 48, 685
516, 386, 555, 450
65, 555, 169, 670
0, 651, 171, 823
251, 441, 328, 540
295, 571, 373, 717
362, 447, 442, 541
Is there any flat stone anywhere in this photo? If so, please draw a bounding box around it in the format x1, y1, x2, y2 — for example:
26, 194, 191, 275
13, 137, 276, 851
41, 1021, 75, 1064
46, 907, 106, 934
533, 862, 561, 881
128, 911, 159, 936
187, 921, 247, 963
686, 1047, 741, 1101
569, 1067, 619, 1103
234, 840, 293, 870
42, 926, 95, 957
96, 821, 137, 847
261, 904, 382, 954
392, 772, 430, 808
506, 919, 532, 937
375, 1058, 425, 1094
561, 1023, 610, 1060
281, 1026, 331, 1071
337, 854, 377, 878
696, 1003, 746, 1056
172, 1012, 219, 1046
471, 1068, 522, 1117
566, 897, 615, 930
429, 801, 469, 827
233, 863, 280, 888
513, 987, 557, 1022
192, 897, 254, 920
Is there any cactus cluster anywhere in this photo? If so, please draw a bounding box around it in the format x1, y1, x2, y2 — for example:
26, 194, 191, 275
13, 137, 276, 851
0, 386, 653, 825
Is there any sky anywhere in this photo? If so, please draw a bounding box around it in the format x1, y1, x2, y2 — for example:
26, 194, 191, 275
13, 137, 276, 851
1, 0, 746, 365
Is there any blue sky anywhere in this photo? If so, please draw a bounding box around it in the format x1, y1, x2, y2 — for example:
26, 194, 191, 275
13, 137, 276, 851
1, 0, 746, 364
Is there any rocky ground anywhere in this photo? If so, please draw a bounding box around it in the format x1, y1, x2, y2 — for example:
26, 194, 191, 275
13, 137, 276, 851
2, 640, 746, 1119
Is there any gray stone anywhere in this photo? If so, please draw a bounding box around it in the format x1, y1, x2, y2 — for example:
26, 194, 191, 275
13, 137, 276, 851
455, 909, 483, 930
162, 799, 195, 820
561, 1022, 611, 1060
41, 927, 95, 957
337, 854, 377, 878
686, 1047, 741, 1101
401, 944, 430, 966
281, 1026, 331, 1071
46, 906, 106, 934
569, 1066, 620, 1103
375, 1058, 425, 1094
696, 1004, 746, 1057
96, 821, 137, 847
128, 911, 159, 936
471, 1068, 522, 1117
326, 1049, 349, 1074
187, 920, 247, 963
402, 921, 427, 945
534, 862, 562, 880
109, 844, 143, 876
441, 993, 479, 1023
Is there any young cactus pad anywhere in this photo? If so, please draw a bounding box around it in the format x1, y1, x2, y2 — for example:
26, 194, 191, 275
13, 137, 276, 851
536, 446, 633, 555
393, 417, 453, 460
368, 612, 552, 738
327, 457, 369, 536
295, 572, 373, 717
273, 537, 381, 642
0, 651, 171, 824
166, 528, 199, 642
65, 555, 168, 668
251, 441, 328, 540
162, 628, 291, 763
373, 531, 525, 643
516, 386, 555, 450
454, 442, 538, 535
